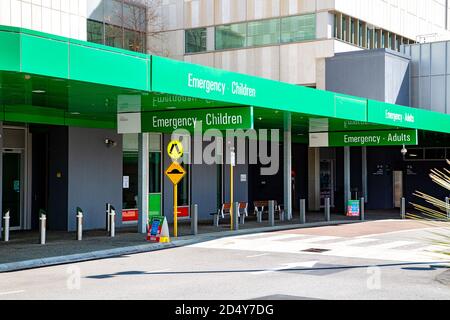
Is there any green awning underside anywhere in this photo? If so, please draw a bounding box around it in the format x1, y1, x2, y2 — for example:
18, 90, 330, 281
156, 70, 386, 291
0, 25, 449, 139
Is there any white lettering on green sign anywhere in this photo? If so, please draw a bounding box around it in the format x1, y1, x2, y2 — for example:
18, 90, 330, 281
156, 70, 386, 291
385, 109, 415, 123
187, 73, 256, 98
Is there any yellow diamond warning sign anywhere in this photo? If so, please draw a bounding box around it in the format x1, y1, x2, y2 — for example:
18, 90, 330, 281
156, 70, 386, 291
165, 162, 186, 185
167, 140, 184, 161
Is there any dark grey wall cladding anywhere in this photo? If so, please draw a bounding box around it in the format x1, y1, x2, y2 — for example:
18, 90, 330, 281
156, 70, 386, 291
163, 134, 249, 223
67, 127, 123, 231
326, 49, 410, 107
48, 126, 69, 230
0, 122, 3, 235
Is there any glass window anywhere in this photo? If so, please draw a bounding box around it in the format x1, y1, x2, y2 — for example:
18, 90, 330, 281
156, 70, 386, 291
105, 24, 123, 49
104, 0, 123, 26
281, 14, 316, 43
247, 18, 280, 47
425, 148, 446, 160
124, 29, 145, 52
87, 19, 104, 44
350, 18, 355, 44
123, 2, 146, 32
215, 23, 247, 50
185, 28, 207, 53
342, 16, 347, 41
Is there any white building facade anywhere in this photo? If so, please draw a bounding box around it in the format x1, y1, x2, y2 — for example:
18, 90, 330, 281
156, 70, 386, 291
157, 0, 450, 89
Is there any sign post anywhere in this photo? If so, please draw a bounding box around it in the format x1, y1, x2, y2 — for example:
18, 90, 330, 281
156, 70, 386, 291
230, 147, 236, 231
166, 140, 186, 238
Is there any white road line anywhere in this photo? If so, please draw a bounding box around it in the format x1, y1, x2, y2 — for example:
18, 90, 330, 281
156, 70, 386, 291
291, 236, 342, 243
247, 253, 269, 258
332, 238, 380, 246
0, 290, 25, 296
258, 234, 305, 241
369, 241, 416, 249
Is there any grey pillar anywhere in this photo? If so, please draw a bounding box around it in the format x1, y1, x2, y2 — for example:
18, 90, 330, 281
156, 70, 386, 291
299, 199, 306, 224
268, 200, 275, 227
233, 202, 239, 231
401, 197, 406, 219
138, 133, 149, 234
325, 198, 331, 222
362, 147, 368, 203
344, 147, 351, 209
191, 204, 198, 235
284, 113, 292, 220
360, 197, 365, 221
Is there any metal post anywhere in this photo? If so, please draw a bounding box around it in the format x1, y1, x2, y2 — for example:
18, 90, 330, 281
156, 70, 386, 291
3, 210, 10, 242
40, 213, 46, 245
299, 199, 306, 224
191, 204, 198, 236
401, 197, 406, 219
233, 202, 239, 231
284, 112, 293, 222
239, 205, 246, 225
268, 200, 275, 227
76, 207, 83, 241
109, 206, 116, 238
360, 197, 365, 221
106, 203, 111, 232
325, 198, 331, 222
445, 197, 449, 220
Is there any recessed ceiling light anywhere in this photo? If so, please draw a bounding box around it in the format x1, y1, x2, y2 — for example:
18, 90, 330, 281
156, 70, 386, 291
258, 117, 263, 121
70, 112, 81, 115
167, 107, 176, 110
32, 90, 46, 94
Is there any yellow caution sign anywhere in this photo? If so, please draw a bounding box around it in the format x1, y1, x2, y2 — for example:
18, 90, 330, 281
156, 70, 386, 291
167, 140, 184, 161
165, 161, 187, 239
165, 162, 186, 185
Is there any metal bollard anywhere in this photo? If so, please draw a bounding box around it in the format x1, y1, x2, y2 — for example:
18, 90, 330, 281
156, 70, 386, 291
325, 198, 331, 222
233, 202, 239, 231
299, 199, 306, 224
3, 210, 10, 242
445, 197, 449, 220
360, 197, 365, 221
76, 207, 83, 241
106, 203, 111, 232
40, 213, 46, 245
109, 206, 116, 238
401, 197, 406, 220
268, 200, 275, 227
239, 206, 246, 225
257, 209, 262, 223
191, 204, 198, 236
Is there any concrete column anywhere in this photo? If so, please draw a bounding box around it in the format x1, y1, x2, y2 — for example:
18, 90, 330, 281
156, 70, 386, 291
308, 147, 321, 211
138, 133, 149, 234
346, 16, 352, 42
344, 147, 351, 208
355, 19, 360, 46
384, 31, 390, 49
284, 113, 292, 220
376, 29, 382, 48
362, 147, 368, 203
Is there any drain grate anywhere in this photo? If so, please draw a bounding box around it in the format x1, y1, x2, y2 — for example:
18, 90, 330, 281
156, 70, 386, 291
301, 248, 330, 253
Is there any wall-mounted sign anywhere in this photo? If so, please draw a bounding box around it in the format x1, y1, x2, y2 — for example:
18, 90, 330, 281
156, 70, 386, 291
122, 209, 138, 223
309, 130, 418, 147
372, 165, 385, 176
123, 176, 130, 189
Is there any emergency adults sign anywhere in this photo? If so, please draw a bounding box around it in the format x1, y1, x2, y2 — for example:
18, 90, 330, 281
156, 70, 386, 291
309, 129, 418, 147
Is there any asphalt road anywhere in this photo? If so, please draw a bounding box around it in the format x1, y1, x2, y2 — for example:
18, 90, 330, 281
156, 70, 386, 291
1, 220, 449, 300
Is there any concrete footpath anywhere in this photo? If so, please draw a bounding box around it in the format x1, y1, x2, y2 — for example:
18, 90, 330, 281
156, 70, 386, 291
0, 219, 363, 273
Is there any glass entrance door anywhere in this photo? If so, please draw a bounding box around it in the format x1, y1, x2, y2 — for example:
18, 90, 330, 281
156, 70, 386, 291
2, 152, 23, 229
320, 160, 335, 208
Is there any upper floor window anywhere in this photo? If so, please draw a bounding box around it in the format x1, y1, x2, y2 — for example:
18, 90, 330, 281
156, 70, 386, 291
185, 28, 207, 53
215, 23, 247, 50
281, 14, 316, 43
87, 0, 147, 53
